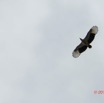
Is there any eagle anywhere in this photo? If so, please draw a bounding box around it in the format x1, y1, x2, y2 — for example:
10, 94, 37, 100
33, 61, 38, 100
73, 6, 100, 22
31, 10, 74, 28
72, 26, 98, 58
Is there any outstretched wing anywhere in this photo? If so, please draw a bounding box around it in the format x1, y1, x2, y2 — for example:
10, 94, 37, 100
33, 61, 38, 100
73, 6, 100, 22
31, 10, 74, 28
72, 43, 87, 58
84, 26, 98, 44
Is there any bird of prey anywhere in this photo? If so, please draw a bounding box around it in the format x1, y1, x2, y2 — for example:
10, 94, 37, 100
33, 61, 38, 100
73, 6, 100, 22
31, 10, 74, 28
72, 26, 98, 58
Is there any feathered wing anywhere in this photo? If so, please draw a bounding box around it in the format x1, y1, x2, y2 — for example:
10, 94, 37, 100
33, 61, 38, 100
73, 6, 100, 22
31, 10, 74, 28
72, 43, 87, 58
84, 26, 98, 44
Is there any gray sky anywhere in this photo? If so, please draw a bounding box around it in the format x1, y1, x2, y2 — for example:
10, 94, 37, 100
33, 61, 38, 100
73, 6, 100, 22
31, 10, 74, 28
0, 0, 104, 103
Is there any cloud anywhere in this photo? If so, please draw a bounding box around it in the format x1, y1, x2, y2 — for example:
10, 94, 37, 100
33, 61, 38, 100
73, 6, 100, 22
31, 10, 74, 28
0, 0, 104, 103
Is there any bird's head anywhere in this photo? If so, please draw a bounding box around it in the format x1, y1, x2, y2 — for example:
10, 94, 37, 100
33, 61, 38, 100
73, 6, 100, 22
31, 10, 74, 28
80, 38, 83, 41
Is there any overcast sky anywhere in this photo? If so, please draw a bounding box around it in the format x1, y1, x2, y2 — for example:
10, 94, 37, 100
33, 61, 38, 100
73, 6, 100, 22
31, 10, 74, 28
0, 0, 104, 103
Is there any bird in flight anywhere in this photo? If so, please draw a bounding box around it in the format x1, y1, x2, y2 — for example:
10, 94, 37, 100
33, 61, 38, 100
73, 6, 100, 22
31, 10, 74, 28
72, 26, 98, 58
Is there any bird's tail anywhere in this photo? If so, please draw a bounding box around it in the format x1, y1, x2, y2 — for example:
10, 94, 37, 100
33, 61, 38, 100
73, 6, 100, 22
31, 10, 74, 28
88, 45, 92, 48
